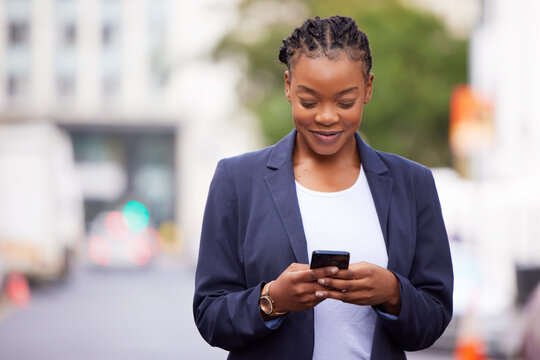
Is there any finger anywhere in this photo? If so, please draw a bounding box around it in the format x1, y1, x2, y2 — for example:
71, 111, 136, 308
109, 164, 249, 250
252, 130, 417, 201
314, 290, 329, 300
324, 289, 355, 303
292, 281, 326, 296
325, 288, 376, 305
332, 262, 376, 280
332, 268, 356, 280
313, 266, 340, 278
296, 266, 339, 282
317, 277, 357, 291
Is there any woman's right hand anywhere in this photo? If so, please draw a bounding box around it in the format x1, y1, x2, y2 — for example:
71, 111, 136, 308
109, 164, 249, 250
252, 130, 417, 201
269, 263, 338, 313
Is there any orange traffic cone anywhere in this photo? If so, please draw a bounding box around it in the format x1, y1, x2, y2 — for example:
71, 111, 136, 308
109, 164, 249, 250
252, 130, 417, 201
454, 297, 488, 360
5, 271, 30, 307
454, 337, 487, 360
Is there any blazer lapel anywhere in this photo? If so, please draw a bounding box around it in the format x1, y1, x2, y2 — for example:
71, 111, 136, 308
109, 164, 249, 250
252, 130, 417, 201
356, 134, 395, 269
264, 131, 309, 264
262, 131, 394, 267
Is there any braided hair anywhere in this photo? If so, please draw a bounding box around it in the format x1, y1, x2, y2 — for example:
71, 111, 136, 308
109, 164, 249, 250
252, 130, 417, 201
279, 16, 372, 80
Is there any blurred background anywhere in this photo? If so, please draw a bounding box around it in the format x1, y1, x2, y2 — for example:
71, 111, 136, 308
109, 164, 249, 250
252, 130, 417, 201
0, 0, 539, 359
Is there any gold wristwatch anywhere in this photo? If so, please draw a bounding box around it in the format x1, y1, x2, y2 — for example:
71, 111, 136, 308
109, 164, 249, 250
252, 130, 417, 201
259, 281, 287, 316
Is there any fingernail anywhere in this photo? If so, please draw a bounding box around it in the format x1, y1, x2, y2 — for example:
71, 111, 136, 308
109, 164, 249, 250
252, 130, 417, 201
318, 279, 325, 285
330, 267, 338, 274
315, 291, 324, 298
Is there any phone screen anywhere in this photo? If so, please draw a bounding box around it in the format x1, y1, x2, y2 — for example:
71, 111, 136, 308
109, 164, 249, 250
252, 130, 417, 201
310, 250, 350, 270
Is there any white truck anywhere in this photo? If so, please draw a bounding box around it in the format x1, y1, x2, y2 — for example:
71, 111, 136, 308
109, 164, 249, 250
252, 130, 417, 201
0, 122, 84, 281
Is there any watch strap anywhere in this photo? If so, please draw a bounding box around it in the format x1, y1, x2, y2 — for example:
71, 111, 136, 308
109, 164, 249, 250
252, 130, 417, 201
260, 281, 287, 316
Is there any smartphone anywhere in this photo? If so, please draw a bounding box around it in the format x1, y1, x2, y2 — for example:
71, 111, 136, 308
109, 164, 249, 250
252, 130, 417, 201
310, 250, 350, 270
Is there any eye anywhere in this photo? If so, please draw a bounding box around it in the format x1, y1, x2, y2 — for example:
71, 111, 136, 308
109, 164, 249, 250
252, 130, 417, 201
338, 102, 355, 109
300, 100, 317, 108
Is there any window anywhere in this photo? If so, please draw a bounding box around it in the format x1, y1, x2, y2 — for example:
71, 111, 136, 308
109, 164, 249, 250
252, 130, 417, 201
6, 48, 30, 99
102, 0, 121, 47
5, 0, 31, 99
7, 73, 28, 97
102, 23, 119, 47
60, 23, 77, 46
6, 0, 31, 45
148, 0, 169, 90
67, 129, 177, 228
8, 22, 29, 45
56, 0, 77, 45
101, 0, 121, 98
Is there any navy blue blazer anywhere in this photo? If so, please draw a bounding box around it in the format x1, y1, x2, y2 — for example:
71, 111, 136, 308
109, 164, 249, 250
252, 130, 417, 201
194, 130, 453, 359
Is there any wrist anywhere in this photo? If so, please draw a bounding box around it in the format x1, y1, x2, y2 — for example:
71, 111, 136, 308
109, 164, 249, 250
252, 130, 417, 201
259, 281, 287, 317
381, 273, 401, 315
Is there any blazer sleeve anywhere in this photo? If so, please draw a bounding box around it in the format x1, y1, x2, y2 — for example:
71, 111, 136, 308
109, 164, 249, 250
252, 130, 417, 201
378, 167, 453, 351
193, 160, 278, 351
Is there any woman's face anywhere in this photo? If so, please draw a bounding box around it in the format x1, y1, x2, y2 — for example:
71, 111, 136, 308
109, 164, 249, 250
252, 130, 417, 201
285, 53, 374, 159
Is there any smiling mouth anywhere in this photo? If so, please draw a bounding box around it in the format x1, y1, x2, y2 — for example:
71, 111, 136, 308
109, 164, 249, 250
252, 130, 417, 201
310, 130, 343, 143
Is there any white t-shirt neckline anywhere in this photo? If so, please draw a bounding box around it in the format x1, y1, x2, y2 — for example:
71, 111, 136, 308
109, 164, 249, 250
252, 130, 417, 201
295, 166, 364, 198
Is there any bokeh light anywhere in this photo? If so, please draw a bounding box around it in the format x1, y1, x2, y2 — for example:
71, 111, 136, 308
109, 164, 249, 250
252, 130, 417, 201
142, 227, 163, 256
104, 211, 130, 241
122, 201, 149, 233
88, 235, 112, 266
126, 235, 152, 266
158, 220, 183, 253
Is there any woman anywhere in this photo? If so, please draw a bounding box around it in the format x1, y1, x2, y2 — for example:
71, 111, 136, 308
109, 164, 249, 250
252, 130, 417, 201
193, 15, 453, 360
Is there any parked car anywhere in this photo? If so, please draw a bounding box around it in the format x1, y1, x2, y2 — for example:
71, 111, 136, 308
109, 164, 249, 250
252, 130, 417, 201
86, 205, 161, 268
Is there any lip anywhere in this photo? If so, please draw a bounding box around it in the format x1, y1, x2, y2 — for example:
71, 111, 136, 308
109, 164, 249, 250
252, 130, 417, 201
310, 130, 343, 144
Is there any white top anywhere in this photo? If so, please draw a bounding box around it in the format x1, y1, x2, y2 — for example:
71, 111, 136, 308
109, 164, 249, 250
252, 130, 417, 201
295, 166, 388, 360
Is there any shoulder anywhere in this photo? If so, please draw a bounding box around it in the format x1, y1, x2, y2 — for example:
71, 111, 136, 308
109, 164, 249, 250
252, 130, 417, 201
217, 130, 295, 178
207, 146, 274, 202
370, 149, 434, 197
217, 144, 274, 175
211, 144, 278, 193
357, 134, 430, 186
375, 149, 430, 177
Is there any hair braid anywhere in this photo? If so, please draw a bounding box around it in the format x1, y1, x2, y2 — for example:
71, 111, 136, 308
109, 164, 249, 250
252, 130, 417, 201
279, 15, 372, 79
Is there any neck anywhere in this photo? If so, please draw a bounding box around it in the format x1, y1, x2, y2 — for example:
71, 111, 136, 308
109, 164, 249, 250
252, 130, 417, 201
292, 134, 361, 192
293, 133, 360, 170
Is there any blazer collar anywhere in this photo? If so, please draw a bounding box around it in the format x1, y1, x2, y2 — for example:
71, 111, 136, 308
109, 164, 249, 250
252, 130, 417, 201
264, 130, 307, 263
266, 129, 388, 175
264, 129, 393, 265
356, 133, 394, 261
266, 130, 296, 170
354, 132, 388, 175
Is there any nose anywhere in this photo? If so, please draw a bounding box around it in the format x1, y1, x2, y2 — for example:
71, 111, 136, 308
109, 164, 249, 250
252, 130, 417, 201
315, 105, 339, 126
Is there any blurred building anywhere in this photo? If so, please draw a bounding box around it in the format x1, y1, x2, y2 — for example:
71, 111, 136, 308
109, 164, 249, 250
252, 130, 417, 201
470, 0, 540, 182
468, 0, 540, 308
0, 0, 261, 263
431, 1, 540, 356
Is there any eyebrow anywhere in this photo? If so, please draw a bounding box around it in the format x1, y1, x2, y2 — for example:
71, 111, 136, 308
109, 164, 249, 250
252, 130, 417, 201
296, 85, 359, 96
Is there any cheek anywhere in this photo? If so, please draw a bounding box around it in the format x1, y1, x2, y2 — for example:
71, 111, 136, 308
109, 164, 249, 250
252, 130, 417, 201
343, 107, 364, 127
291, 105, 312, 124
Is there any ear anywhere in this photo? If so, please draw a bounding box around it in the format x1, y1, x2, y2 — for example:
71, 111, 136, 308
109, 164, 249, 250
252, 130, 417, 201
363, 73, 374, 104
284, 70, 292, 103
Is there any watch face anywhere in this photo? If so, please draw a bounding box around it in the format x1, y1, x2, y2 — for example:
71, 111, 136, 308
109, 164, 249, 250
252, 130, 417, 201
260, 296, 273, 315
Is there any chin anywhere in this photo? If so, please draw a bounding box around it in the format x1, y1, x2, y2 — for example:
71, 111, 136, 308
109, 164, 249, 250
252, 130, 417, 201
296, 130, 351, 158
310, 144, 342, 157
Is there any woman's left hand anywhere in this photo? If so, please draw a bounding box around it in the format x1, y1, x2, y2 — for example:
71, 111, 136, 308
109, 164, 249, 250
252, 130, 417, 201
316, 261, 402, 316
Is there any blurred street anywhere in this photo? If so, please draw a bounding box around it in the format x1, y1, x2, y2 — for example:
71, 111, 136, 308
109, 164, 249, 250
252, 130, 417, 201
0, 257, 227, 360
0, 255, 454, 360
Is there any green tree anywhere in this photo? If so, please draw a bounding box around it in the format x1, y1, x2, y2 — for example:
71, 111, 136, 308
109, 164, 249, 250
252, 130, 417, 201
215, 0, 467, 166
